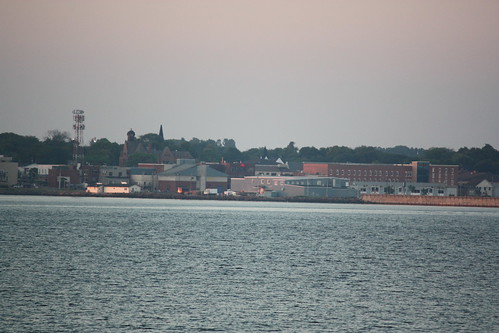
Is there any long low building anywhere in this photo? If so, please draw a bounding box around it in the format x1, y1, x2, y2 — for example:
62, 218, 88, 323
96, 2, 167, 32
350, 181, 457, 196
230, 176, 358, 198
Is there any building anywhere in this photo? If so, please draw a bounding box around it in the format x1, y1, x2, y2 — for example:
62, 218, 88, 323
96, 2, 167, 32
86, 184, 141, 194
254, 164, 293, 177
457, 171, 499, 197
475, 179, 499, 197
119, 128, 192, 166
99, 166, 129, 185
81, 165, 100, 185
104, 184, 141, 194
350, 181, 457, 196
157, 161, 229, 193
47, 166, 80, 188
119, 129, 148, 166
0, 156, 18, 187
130, 167, 158, 191
284, 177, 358, 198
230, 175, 358, 198
303, 161, 458, 187
231, 176, 293, 194
19, 163, 65, 186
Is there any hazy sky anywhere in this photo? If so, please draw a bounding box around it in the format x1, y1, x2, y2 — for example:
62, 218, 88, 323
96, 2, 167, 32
1, 0, 498, 151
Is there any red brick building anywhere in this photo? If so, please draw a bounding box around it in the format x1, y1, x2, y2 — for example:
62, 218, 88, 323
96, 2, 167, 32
48, 166, 80, 188
303, 161, 458, 186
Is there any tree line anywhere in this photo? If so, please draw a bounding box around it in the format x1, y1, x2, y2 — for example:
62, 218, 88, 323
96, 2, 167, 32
1, 131, 498, 174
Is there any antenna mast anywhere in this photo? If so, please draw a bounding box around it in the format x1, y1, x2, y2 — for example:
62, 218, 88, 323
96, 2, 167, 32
72, 109, 85, 164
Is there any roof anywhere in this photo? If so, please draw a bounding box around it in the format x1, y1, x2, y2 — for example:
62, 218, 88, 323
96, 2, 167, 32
130, 168, 155, 175
160, 164, 228, 178
255, 165, 284, 172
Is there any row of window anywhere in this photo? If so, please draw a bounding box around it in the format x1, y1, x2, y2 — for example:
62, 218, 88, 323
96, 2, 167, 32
252, 179, 286, 186
351, 178, 400, 182
360, 187, 446, 194
431, 167, 455, 174
330, 169, 411, 178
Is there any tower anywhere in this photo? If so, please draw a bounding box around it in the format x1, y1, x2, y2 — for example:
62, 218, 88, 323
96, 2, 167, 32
159, 124, 164, 141
72, 109, 85, 164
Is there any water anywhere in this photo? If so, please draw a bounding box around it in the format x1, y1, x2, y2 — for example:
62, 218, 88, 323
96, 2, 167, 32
1, 195, 498, 332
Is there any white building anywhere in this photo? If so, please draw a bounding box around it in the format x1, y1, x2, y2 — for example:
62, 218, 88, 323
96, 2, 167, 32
475, 179, 499, 197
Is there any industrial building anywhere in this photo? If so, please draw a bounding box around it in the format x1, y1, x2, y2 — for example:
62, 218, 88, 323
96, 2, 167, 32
230, 176, 358, 198
157, 161, 229, 194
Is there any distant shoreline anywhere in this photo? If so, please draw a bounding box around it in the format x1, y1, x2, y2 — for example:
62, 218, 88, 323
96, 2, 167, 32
1, 188, 498, 208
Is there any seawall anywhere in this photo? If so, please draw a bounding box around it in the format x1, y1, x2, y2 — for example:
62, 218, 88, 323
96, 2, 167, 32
361, 194, 499, 208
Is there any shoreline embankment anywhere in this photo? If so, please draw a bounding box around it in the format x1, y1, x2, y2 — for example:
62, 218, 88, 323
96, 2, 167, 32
1, 188, 498, 208
361, 194, 499, 208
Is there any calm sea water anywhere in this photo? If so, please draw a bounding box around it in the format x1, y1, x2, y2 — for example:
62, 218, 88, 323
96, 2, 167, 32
1, 195, 498, 332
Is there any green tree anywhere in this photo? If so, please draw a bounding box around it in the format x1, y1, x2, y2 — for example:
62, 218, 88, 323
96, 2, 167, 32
38, 130, 72, 164
0, 132, 41, 164
222, 138, 237, 148
299, 146, 322, 161
139, 133, 165, 150
85, 138, 121, 165
324, 146, 354, 162
282, 141, 299, 161
126, 152, 158, 167
200, 144, 222, 162
222, 147, 242, 162
423, 147, 455, 165
241, 148, 261, 161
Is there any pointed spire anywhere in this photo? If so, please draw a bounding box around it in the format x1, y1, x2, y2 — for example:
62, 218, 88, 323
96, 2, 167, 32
159, 124, 164, 141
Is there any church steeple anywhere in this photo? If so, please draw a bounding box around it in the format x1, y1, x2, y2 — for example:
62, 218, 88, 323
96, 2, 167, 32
159, 124, 164, 141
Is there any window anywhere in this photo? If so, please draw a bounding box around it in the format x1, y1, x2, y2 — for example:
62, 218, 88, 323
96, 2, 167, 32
0, 169, 6, 182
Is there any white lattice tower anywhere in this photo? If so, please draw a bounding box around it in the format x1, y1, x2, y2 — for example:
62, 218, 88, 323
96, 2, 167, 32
72, 109, 85, 164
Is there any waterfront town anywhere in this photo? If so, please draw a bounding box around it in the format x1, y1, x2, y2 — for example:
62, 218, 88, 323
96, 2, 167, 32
1, 118, 498, 206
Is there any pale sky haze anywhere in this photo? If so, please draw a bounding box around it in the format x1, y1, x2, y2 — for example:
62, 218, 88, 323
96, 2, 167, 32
1, 0, 498, 150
